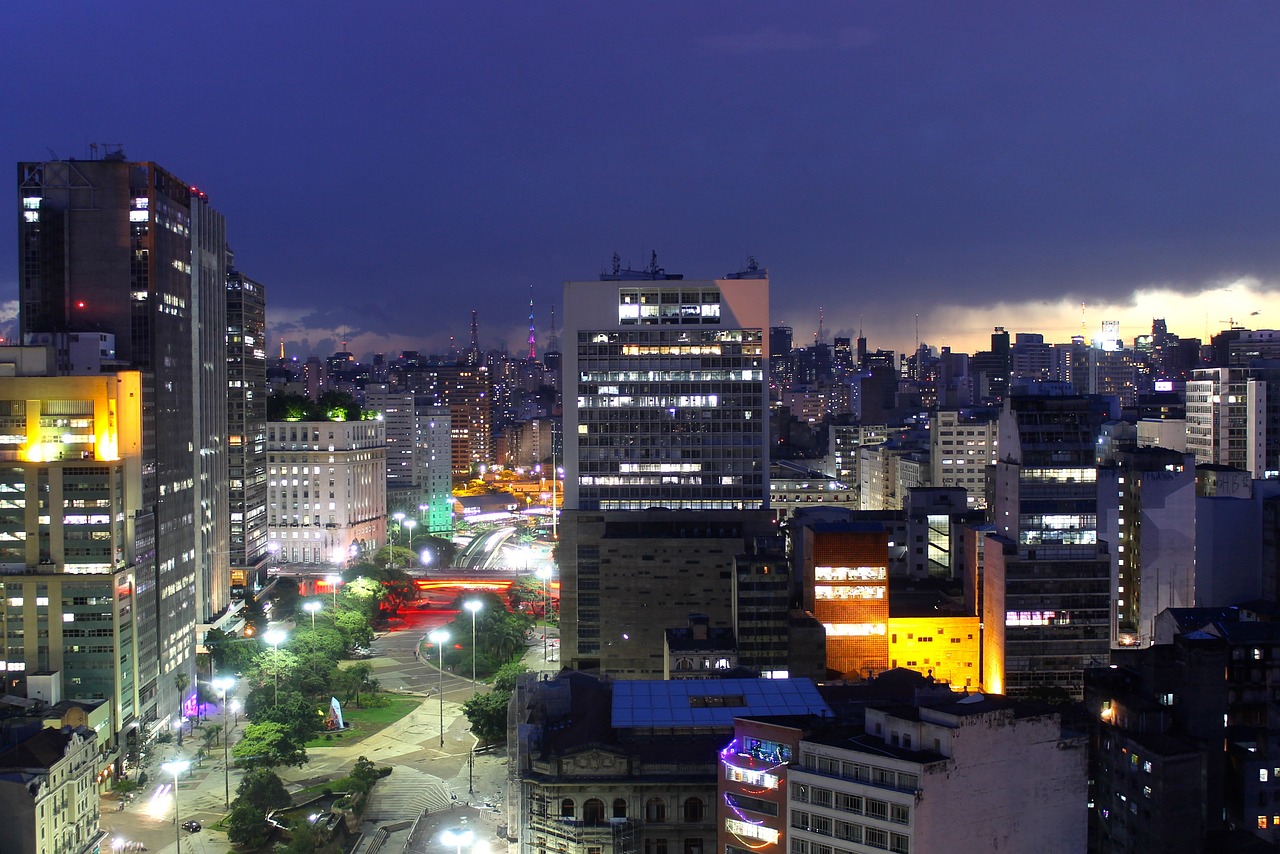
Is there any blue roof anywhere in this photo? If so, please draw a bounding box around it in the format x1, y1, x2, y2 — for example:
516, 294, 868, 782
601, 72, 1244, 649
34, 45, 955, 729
611, 678, 830, 728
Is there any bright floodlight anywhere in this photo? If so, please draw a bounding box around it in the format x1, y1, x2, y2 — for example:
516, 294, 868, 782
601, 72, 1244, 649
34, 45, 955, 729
303, 601, 321, 614
263, 628, 286, 647
161, 759, 190, 776
464, 600, 483, 616
441, 828, 475, 850
393, 511, 406, 522
536, 565, 552, 581
326, 573, 341, 584
404, 518, 417, 531
428, 628, 450, 645
421, 549, 432, 566
212, 676, 235, 694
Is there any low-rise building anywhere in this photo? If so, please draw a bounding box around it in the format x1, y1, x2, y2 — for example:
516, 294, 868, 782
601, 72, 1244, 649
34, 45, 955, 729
0, 726, 101, 854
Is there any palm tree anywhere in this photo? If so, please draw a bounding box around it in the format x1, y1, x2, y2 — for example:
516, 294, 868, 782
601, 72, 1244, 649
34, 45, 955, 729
173, 670, 190, 745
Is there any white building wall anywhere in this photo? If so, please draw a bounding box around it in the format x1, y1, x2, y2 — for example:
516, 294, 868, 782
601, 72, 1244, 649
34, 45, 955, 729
266, 420, 387, 563
912, 710, 1086, 853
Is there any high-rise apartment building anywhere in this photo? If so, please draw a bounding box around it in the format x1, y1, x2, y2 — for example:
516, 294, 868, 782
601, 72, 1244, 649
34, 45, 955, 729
562, 264, 770, 511
1186, 367, 1268, 477
18, 153, 224, 727
225, 265, 268, 574
1097, 447, 1196, 648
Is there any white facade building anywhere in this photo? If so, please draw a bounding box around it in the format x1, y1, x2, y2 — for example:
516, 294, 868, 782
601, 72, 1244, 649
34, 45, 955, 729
266, 420, 387, 563
929, 410, 998, 510
0, 727, 101, 854
1186, 368, 1266, 477
788, 697, 1086, 854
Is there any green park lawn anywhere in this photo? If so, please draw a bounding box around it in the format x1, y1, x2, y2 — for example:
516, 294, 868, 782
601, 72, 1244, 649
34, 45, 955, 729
304, 695, 420, 748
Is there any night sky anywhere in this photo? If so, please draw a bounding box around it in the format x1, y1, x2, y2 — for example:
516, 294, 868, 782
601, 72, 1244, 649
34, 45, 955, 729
4, 3, 1279, 359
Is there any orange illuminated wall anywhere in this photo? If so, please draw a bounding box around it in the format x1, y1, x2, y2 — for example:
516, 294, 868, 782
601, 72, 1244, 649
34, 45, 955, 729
803, 526, 890, 678
887, 615, 982, 689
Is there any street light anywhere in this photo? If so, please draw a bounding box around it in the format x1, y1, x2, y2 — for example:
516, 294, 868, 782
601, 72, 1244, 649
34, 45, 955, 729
325, 572, 343, 609
263, 628, 286, 705
229, 699, 241, 725
536, 566, 553, 662
403, 518, 416, 568
161, 759, 191, 853
303, 600, 321, 629
441, 827, 475, 854
428, 628, 450, 747
212, 676, 236, 809
464, 600, 483, 696
392, 512, 406, 558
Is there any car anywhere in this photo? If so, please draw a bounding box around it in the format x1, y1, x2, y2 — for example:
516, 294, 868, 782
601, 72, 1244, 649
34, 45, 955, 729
181, 820, 201, 833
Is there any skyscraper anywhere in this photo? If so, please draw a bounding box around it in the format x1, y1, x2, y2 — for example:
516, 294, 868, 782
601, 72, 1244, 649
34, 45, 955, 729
226, 263, 268, 574
18, 151, 223, 727
991, 393, 1112, 697
562, 261, 770, 510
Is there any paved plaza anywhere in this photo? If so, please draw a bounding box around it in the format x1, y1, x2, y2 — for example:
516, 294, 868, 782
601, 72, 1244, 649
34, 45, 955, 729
100, 617, 559, 854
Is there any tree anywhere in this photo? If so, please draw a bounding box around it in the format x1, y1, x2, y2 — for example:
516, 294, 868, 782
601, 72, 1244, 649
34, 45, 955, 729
281, 818, 323, 854
203, 627, 231, 672
226, 801, 268, 849
173, 670, 190, 745
349, 756, 381, 793
341, 576, 385, 622
201, 723, 223, 753
462, 690, 510, 744
232, 720, 308, 770
236, 769, 292, 813
335, 661, 377, 708
492, 662, 528, 694
334, 610, 374, 651
287, 625, 345, 661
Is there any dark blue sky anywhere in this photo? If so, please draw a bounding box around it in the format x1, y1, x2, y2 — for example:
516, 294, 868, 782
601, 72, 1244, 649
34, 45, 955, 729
4, 3, 1278, 358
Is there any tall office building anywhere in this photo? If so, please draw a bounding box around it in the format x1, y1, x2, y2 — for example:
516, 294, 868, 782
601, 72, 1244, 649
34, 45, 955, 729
991, 394, 1112, 697
18, 152, 223, 727
0, 365, 144, 776
226, 265, 268, 574
563, 263, 770, 510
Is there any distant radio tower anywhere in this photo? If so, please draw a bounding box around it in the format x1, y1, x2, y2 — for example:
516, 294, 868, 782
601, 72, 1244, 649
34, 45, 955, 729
464, 310, 482, 366
548, 304, 560, 353
528, 285, 537, 360
816, 306, 825, 345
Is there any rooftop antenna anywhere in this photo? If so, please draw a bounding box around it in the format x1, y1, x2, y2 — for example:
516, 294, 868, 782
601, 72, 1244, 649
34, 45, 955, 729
1081, 302, 1087, 338
527, 285, 537, 360
915, 314, 920, 353
816, 306, 825, 345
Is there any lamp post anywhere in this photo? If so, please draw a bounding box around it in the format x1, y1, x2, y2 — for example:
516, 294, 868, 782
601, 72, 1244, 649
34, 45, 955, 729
212, 676, 235, 809
325, 573, 342, 609
428, 628, 449, 747
403, 518, 416, 568
303, 600, 321, 629
161, 759, 190, 853
230, 699, 241, 725
536, 566, 552, 662
392, 511, 405, 560
464, 600, 483, 696
263, 628, 286, 705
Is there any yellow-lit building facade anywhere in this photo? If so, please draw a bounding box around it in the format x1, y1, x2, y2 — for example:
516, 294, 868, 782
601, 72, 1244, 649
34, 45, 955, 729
887, 615, 982, 690
0, 370, 144, 784
797, 520, 985, 689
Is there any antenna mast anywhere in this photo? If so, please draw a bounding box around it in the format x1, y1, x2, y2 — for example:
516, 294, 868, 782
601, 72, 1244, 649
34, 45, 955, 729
527, 285, 537, 360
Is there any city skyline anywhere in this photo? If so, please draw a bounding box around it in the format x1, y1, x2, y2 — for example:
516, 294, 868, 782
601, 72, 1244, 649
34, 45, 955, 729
4, 4, 1280, 359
